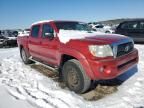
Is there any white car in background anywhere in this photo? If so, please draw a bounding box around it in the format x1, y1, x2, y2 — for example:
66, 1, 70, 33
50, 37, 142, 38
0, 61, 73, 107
18, 29, 30, 37
89, 23, 115, 33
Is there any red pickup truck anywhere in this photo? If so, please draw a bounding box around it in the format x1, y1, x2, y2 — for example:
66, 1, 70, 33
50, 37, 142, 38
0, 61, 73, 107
17, 20, 138, 93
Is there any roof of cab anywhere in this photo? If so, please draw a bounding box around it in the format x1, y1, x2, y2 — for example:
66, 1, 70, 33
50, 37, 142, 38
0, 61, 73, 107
120, 18, 144, 23
31, 20, 82, 26
31, 20, 54, 25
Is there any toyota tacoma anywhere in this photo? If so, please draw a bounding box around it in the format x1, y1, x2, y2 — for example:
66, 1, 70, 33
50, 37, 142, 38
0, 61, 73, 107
17, 20, 138, 93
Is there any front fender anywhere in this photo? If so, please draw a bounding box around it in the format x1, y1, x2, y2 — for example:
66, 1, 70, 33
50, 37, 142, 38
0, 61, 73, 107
60, 47, 95, 79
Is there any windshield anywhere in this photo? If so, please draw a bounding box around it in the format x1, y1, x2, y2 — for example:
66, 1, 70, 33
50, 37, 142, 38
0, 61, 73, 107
55, 21, 93, 32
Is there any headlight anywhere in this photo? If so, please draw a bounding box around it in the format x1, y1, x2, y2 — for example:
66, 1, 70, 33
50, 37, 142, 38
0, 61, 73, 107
89, 45, 113, 57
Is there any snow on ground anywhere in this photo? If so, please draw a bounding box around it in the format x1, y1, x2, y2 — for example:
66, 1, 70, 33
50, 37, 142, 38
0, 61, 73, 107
0, 86, 34, 108
0, 45, 144, 108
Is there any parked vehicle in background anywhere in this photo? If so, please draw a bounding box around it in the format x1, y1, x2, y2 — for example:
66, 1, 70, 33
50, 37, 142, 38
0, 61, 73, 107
18, 29, 30, 37
0, 30, 18, 47
93, 24, 115, 33
0, 36, 7, 47
88, 22, 98, 28
17, 20, 138, 93
88, 23, 115, 33
115, 19, 144, 42
0, 30, 5, 47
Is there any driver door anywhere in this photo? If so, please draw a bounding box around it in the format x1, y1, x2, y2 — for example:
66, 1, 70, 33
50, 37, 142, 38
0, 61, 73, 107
39, 23, 59, 66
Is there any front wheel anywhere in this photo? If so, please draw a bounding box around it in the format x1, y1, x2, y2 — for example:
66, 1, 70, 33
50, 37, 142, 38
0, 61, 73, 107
20, 48, 32, 64
63, 59, 91, 94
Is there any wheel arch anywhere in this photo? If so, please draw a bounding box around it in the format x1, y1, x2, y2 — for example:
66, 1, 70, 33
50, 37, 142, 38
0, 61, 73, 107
19, 44, 30, 58
59, 49, 94, 80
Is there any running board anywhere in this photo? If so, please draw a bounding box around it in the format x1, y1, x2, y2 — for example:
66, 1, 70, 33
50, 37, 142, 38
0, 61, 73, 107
29, 56, 59, 73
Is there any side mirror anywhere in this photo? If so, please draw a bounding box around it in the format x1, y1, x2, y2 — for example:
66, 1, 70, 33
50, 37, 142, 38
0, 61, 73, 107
44, 33, 54, 40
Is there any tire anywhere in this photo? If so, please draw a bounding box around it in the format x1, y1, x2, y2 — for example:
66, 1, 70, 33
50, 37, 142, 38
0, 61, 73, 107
20, 48, 32, 64
105, 31, 110, 33
63, 59, 91, 94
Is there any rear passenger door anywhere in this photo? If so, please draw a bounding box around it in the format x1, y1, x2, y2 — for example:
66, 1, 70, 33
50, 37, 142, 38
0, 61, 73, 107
28, 25, 41, 59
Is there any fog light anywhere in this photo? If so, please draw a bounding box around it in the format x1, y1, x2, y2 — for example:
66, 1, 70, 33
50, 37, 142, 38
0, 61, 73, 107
99, 66, 112, 74
105, 68, 111, 74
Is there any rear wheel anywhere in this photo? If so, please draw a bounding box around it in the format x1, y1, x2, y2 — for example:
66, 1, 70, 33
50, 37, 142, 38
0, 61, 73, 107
63, 59, 91, 94
20, 48, 32, 64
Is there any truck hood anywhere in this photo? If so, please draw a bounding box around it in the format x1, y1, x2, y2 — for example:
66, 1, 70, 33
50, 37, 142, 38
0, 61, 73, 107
84, 34, 128, 44
58, 30, 129, 45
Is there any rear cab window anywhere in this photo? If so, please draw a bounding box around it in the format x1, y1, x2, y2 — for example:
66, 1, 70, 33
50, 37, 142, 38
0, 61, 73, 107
31, 25, 40, 38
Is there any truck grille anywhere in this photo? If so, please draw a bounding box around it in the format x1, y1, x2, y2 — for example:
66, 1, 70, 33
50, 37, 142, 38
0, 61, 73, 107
118, 58, 137, 70
116, 42, 134, 57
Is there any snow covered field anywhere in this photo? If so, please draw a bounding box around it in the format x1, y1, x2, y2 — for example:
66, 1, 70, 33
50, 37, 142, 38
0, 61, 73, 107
0, 45, 144, 108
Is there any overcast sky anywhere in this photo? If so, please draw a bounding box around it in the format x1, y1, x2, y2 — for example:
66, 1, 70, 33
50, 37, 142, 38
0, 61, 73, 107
0, 0, 144, 29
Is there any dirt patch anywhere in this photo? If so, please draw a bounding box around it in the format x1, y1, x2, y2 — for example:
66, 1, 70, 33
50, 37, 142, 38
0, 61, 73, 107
31, 64, 58, 78
31, 64, 118, 101
82, 84, 117, 101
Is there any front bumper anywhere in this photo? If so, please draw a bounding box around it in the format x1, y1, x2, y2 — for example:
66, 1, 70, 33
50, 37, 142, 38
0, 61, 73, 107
86, 48, 138, 80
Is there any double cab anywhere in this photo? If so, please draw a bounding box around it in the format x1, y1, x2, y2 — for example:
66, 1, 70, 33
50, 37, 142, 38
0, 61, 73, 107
17, 20, 138, 93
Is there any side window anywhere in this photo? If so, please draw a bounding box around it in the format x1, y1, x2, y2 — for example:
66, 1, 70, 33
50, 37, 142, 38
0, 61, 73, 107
121, 23, 128, 29
31, 25, 40, 38
128, 22, 139, 29
95, 25, 104, 28
42, 24, 54, 38
140, 22, 144, 29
